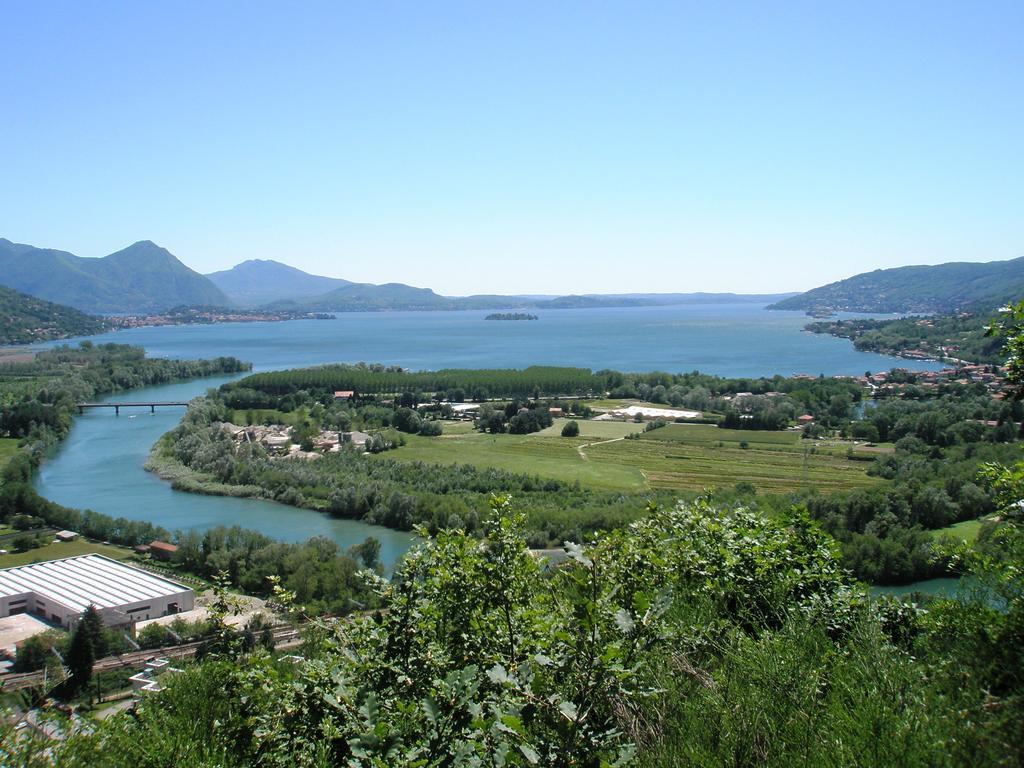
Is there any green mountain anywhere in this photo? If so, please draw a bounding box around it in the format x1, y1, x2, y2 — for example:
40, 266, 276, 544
0, 284, 108, 344
206, 259, 353, 307
0, 238, 230, 313
770, 256, 1024, 314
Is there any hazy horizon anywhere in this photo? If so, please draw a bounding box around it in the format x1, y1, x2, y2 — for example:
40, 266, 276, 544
3, 2, 1021, 295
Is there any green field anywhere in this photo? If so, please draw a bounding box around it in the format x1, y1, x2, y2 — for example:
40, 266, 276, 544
0, 438, 17, 471
640, 423, 799, 446
536, 419, 641, 439
0, 539, 135, 569
930, 518, 985, 542
382, 429, 645, 491
379, 419, 881, 495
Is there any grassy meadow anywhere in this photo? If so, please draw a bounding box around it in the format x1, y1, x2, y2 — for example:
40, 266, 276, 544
535, 419, 641, 439
0, 437, 18, 472
382, 426, 645, 491
379, 419, 881, 495
930, 518, 986, 542
0, 538, 135, 568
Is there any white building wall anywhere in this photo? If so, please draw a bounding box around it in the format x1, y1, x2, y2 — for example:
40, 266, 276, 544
0, 555, 195, 629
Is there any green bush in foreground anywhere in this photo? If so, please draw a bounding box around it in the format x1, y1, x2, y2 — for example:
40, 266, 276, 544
50, 495, 1018, 766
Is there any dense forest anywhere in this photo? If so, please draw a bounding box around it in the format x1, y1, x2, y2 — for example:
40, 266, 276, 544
806, 313, 1002, 364
0, 285, 109, 344
237, 364, 603, 400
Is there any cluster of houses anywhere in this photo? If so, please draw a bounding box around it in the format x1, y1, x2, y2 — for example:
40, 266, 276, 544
854, 365, 1005, 396
218, 422, 372, 458
787, 365, 1005, 398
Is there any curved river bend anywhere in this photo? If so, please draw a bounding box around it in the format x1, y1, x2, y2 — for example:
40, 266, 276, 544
34, 305, 943, 570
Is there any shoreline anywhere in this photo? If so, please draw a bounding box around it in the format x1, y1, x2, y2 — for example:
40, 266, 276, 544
804, 325, 986, 367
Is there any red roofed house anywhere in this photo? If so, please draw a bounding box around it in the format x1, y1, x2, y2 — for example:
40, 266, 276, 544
149, 541, 178, 562
797, 414, 815, 424
333, 391, 355, 400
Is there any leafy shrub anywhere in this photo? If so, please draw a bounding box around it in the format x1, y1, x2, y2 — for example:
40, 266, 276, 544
418, 420, 442, 437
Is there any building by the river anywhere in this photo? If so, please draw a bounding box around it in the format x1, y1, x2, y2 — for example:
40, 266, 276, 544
0, 554, 193, 629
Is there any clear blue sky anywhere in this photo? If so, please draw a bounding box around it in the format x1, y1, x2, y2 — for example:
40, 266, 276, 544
2, 1, 1021, 295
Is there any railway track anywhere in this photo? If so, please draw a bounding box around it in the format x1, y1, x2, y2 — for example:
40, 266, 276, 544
1, 626, 302, 692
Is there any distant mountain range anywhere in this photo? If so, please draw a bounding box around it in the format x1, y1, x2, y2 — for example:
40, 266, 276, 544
0, 284, 109, 344
206, 259, 353, 306
0, 238, 228, 314
0, 237, 798, 318
265, 287, 793, 313
4, 236, 1021, 320
771, 256, 1024, 314
206, 258, 795, 311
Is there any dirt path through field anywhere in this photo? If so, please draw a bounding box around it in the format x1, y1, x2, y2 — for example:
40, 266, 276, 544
576, 436, 627, 461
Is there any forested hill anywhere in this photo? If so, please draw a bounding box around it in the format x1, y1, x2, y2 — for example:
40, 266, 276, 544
770, 256, 1024, 314
0, 285, 109, 344
0, 238, 230, 313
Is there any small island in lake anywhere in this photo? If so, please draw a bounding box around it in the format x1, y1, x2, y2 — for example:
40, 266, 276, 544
485, 312, 538, 321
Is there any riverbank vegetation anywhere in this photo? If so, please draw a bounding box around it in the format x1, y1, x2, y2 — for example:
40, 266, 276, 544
0, 343, 380, 616
0, 343, 251, 548
0, 342, 250, 453
148, 400, 659, 546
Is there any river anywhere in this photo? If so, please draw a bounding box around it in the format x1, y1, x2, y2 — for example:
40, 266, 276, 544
869, 577, 966, 599
33, 304, 944, 568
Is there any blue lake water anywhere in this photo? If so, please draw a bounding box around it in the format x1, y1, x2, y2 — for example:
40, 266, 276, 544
34, 304, 942, 566
46, 304, 939, 377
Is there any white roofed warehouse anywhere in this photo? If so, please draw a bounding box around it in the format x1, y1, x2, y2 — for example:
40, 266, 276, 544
0, 554, 194, 629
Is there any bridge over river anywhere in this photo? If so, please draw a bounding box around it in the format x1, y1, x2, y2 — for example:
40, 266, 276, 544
76, 401, 189, 415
